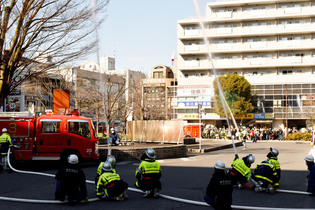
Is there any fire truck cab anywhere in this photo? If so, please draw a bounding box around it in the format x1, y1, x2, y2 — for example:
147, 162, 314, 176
0, 113, 99, 161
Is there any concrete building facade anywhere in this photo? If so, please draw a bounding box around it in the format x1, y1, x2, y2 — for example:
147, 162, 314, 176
177, 0, 315, 129
142, 65, 177, 120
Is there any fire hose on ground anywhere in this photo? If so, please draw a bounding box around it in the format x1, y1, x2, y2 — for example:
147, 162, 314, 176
0, 148, 313, 210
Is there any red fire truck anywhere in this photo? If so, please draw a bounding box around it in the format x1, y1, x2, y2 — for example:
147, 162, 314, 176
0, 112, 99, 161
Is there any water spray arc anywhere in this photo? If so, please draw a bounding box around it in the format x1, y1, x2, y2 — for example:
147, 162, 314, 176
92, 0, 111, 156
192, 0, 239, 155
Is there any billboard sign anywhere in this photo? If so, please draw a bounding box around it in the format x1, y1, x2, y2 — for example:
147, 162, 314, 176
177, 86, 213, 97
5, 96, 21, 112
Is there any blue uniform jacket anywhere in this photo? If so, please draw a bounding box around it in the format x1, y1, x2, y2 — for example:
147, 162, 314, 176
307, 164, 315, 193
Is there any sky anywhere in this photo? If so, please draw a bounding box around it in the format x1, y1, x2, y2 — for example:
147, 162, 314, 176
84, 0, 210, 75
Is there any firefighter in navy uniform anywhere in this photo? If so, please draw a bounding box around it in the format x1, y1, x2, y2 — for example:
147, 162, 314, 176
251, 160, 277, 194
0, 128, 12, 170
204, 161, 233, 210
95, 155, 117, 185
267, 147, 281, 189
55, 154, 88, 205
135, 148, 162, 198
96, 161, 128, 201
305, 155, 315, 196
227, 154, 255, 188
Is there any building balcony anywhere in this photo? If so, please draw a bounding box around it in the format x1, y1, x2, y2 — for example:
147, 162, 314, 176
179, 56, 315, 71
207, 6, 315, 23
178, 23, 315, 39
244, 73, 315, 85
208, 23, 315, 38
178, 39, 315, 55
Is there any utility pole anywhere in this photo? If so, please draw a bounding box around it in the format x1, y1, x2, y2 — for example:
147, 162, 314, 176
198, 103, 202, 151
286, 84, 288, 138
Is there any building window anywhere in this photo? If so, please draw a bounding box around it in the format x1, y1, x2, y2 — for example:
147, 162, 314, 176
41, 120, 61, 133
153, 71, 163, 79
282, 70, 293, 75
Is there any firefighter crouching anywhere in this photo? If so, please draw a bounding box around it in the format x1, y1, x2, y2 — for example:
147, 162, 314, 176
305, 155, 315, 196
95, 155, 117, 185
204, 161, 233, 210
135, 148, 162, 198
227, 154, 255, 188
55, 154, 88, 205
251, 160, 277, 194
96, 161, 128, 201
267, 147, 281, 189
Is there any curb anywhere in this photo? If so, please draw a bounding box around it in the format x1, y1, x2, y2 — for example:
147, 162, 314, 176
188, 141, 243, 153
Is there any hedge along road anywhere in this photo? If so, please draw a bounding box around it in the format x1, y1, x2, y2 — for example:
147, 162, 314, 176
0, 141, 314, 209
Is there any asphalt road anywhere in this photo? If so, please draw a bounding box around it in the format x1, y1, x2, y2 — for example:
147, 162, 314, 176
0, 141, 314, 210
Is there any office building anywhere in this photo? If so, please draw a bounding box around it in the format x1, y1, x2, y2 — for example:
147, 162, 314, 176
177, 0, 315, 129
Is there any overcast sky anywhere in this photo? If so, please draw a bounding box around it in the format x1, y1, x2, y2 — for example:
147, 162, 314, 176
83, 0, 210, 75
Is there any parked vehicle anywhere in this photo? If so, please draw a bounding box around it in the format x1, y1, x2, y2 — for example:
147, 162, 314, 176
0, 111, 99, 162
183, 123, 203, 138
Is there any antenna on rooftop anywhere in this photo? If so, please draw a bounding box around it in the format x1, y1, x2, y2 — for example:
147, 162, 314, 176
113, 44, 116, 58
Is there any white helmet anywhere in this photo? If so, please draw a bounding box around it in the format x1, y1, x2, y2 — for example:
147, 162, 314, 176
2, 128, 7, 133
145, 148, 156, 159
102, 161, 113, 172
106, 155, 116, 168
67, 154, 79, 164
270, 148, 279, 157
214, 161, 225, 170
305, 155, 314, 163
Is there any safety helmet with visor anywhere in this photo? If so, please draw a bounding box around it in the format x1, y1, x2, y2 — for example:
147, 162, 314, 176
106, 155, 116, 168
305, 155, 314, 163
145, 148, 156, 159
67, 154, 79, 164
214, 160, 225, 170
102, 161, 113, 172
270, 147, 279, 157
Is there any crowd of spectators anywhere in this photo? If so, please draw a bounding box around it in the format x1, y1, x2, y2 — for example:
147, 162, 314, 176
202, 125, 313, 141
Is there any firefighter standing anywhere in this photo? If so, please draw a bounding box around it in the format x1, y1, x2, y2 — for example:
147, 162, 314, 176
241, 127, 247, 150
227, 154, 255, 188
95, 155, 117, 185
96, 161, 128, 201
0, 128, 12, 170
305, 155, 315, 196
267, 148, 281, 189
55, 154, 88, 205
204, 161, 233, 210
135, 148, 162, 198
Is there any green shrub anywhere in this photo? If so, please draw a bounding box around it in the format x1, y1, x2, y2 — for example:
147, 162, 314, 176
285, 132, 311, 141
119, 134, 126, 141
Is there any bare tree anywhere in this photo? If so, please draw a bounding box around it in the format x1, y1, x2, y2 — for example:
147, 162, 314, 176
75, 77, 103, 126
74, 72, 126, 133
23, 67, 74, 111
0, 0, 109, 105
104, 74, 126, 126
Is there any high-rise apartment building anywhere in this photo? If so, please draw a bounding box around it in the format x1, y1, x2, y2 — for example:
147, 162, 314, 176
177, 0, 315, 129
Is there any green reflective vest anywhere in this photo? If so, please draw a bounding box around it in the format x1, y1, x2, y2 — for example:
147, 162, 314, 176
231, 159, 251, 180
96, 172, 121, 196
